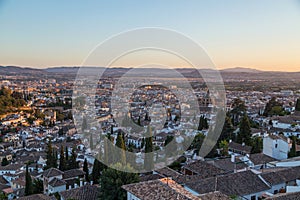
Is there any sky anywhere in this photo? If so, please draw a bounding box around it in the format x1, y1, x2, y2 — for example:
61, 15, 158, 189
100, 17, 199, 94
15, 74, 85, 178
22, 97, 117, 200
0, 0, 300, 71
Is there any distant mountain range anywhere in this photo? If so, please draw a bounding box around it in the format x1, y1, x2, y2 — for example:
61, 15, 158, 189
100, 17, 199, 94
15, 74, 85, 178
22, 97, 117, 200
0, 65, 300, 80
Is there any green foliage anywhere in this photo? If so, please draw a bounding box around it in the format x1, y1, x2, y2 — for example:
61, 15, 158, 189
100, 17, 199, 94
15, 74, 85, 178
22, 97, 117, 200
0, 87, 26, 114
115, 132, 126, 165
144, 126, 154, 171
237, 114, 252, 146
1, 157, 9, 166
263, 97, 286, 117
45, 140, 57, 170
33, 179, 44, 194
218, 116, 234, 142
289, 136, 297, 158
219, 140, 229, 156
168, 156, 186, 171
251, 137, 263, 154
83, 158, 89, 182
59, 146, 66, 171
99, 163, 139, 200
198, 116, 209, 130
25, 164, 33, 196
67, 148, 79, 170
296, 99, 300, 112
230, 98, 246, 126
91, 159, 101, 184
189, 133, 205, 155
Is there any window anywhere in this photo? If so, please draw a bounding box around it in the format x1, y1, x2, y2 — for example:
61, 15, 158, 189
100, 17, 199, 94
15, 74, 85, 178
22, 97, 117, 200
275, 144, 278, 148
251, 195, 256, 200
274, 190, 278, 194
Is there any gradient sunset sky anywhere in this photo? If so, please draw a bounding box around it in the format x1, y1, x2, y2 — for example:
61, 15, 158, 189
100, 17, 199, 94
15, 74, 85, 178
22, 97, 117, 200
0, 0, 300, 71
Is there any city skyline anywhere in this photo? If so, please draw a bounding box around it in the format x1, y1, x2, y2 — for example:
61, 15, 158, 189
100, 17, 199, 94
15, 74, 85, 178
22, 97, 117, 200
0, 0, 300, 71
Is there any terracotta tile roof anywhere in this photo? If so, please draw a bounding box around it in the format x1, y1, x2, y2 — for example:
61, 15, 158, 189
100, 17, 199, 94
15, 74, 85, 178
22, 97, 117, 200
210, 157, 248, 172
249, 153, 278, 165
273, 166, 300, 183
122, 178, 200, 200
140, 173, 164, 182
59, 185, 99, 200
18, 194, 55, 200
228, 142, 252, 154
63, 169, 85, 179
48, 178, 66, 187
185, 170, 270, 196
182, 160, 225, 178
43, 168, 63, 178
260, 172, 285, 186
155, 167, 181, 177
199, 191, 230, 200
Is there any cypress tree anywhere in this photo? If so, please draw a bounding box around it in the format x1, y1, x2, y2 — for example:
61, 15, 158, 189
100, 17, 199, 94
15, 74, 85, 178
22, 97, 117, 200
65, 146, 69, 161
115, 132, 126, 165
91, 159, 101, 184
296, 99, 300, 112
59, 145, 66, 171
25, 164, 33, 196
45, 140, 55, 169
144, 126, 154, 171
83, 158, 89, 182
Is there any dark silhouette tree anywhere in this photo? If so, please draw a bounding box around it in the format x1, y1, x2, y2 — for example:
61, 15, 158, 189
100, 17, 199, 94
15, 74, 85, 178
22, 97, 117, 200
115, 132, 126, 165
296, 99, 300, 112
237, 114, 252, 146
25, 164, 33, 196
99, 163, 139, 200
83, 158, 89, 182
91, 159, 101, 184
1, 157, 9, 166
59, 145, 66, 171
144, 126, 154, 171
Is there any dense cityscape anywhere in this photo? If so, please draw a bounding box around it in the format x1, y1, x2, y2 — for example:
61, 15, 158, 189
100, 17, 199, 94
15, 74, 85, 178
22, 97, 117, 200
0, 66, 299, 199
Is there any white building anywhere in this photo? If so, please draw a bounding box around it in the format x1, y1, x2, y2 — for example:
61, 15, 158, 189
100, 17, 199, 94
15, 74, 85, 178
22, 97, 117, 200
263, 134, 290, 160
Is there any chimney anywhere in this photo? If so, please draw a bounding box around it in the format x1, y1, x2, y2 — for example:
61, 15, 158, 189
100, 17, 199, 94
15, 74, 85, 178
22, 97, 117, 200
90, 181, 93, 185
231, 154, 235, 163
74, 183, 78, 188
242, 142, 245, 146
68, 185, 72, 190
80, 180, 83, 186
229, 139, 232, 143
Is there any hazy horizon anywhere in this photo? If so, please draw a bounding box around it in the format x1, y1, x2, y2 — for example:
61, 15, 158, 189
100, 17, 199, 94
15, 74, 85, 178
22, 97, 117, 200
0, 0, 300, 72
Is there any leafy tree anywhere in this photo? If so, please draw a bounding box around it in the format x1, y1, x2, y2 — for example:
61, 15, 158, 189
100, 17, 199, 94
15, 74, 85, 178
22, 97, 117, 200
219, 140, 229, 156
25, 164, 33, 196
251, 137, 263, 154
144, 126, 154, 171
99, 163, 139, 200
189, 133, 205, 155
230, 98, 246, 126
1, 157, 9, 166
83, 158, 89, 182
263, 97, 284, 117
237, 114, 252, 146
